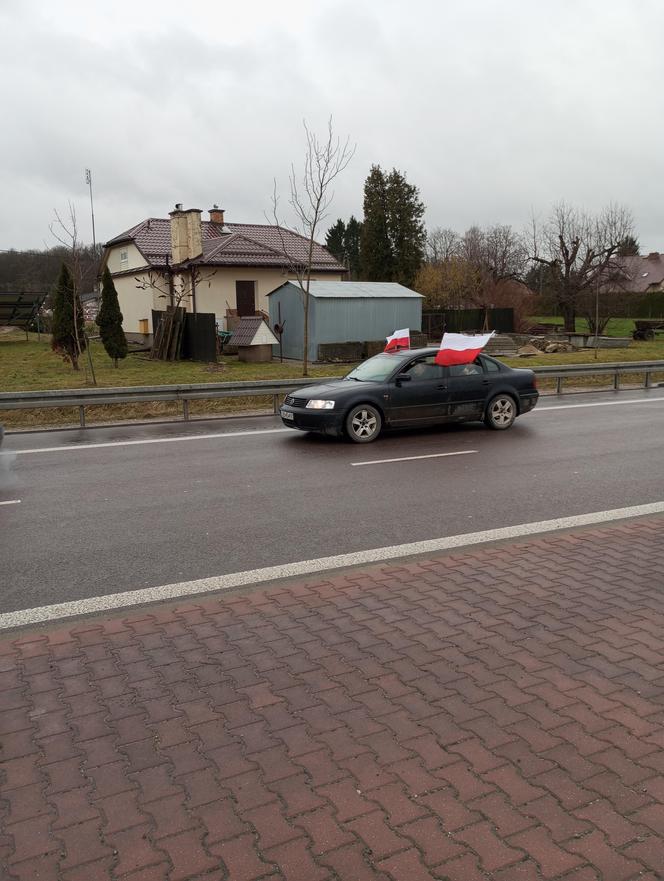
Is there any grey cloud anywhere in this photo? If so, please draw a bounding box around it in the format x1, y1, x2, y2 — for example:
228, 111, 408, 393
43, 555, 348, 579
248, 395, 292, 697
1, 0, 663, 252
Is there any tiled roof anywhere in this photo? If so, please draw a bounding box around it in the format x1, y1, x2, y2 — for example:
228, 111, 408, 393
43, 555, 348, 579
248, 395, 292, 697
618, 254, 664, 292
227, 316, 279, 347
105, 218, 345, 272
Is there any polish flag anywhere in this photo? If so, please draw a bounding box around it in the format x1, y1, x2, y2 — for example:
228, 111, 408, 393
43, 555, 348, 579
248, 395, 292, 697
384, 328, 410, 352
434, 332, 495, 366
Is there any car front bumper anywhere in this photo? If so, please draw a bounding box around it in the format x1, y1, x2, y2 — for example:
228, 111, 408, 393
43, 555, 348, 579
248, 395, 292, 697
279, 404, 345, 436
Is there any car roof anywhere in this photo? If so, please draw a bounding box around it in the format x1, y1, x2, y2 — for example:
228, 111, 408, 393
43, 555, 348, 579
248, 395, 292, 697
380, 347, 437, 359
382, 348, 500, 359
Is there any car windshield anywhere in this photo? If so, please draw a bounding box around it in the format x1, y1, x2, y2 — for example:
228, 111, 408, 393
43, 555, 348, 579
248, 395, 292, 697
344, 353, 407, 382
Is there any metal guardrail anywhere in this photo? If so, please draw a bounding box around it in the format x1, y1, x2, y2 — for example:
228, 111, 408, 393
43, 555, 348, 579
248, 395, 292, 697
0, 361, 663, 427
532, 360, 664, 395
0, 378, 335, 427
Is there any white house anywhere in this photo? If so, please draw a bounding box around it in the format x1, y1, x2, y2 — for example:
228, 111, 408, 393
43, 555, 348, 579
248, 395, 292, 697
101, 205, 346, 338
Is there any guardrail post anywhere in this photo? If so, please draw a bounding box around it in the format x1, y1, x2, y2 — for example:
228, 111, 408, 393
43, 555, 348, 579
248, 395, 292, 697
614, 371, 620, 390
273, 394, 279, 414
78, 406, 86, 428
645, 371, 651, 388
182, 400, 190, 421
556, 376, 563, 394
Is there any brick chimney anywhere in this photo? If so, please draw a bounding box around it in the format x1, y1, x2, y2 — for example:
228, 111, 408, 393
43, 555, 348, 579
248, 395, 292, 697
169, 205, 202, 263
647, 252, 660, 261
209, 205, 225, 225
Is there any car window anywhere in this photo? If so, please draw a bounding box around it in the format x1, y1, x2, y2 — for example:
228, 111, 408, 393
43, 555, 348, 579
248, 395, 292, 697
402, 356, 443, 381
448, 361, 483, 377
479, 355, 501, 373
345, 353, 409, 382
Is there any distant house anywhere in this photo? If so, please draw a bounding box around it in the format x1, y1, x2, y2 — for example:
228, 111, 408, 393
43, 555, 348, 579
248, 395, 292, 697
617, 252, 664, 294
100, 206, 346, 338
268, 281, 423, 362
79, 291, 100, 323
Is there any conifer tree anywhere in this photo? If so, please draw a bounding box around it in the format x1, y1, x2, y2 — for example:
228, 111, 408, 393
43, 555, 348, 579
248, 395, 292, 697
325, 219, 346, 264
618, 235, 640, 257
51, 262, 85, 369
97, 267, 128, 367
360, 165, 425, 286
360, 165, 392, 281
344, 216, 363, 279
386, 169, 426, 286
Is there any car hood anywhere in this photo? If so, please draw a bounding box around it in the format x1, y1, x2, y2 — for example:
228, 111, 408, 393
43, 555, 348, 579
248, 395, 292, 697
291, 379, 379, 399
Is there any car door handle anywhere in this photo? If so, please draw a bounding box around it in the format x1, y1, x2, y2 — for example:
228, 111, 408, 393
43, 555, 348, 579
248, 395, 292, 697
482, 379, 489, 385
436, 384, 447, 390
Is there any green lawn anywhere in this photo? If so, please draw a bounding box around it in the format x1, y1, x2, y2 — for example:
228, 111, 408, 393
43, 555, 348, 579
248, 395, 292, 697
0, 331, 341, 393
528, 315, 640, 338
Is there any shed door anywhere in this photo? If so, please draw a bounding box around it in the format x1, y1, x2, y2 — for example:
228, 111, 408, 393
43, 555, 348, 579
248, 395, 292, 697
236, 281, 256, 316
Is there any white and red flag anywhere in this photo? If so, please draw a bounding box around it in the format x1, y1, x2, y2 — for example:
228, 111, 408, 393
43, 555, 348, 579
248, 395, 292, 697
384, 328, 410, 352
434, 331, 495, 366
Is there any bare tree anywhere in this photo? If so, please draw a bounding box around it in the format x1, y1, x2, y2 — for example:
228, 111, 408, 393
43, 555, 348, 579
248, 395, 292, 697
271, 118, 355, 376
425, 227, 460, 265
530, 202, 633, 332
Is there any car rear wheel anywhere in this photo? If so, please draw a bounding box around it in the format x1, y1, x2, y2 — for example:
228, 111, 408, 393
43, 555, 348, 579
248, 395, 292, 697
484, 394, 517, 430
345, 404, 382, 443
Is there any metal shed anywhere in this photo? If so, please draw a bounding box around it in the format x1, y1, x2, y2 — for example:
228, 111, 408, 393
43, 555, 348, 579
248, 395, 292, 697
267, 281, 423, 362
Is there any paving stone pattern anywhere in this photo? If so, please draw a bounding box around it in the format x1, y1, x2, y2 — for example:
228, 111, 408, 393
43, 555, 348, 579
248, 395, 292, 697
2, 517, 664, 880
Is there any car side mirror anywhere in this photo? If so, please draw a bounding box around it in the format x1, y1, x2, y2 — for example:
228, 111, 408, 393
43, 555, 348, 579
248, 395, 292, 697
395, 373, 412, 386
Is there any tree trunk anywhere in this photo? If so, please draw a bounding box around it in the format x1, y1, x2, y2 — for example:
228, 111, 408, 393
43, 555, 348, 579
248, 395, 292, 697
302, 291, 309, 377
561, 304, 576, 333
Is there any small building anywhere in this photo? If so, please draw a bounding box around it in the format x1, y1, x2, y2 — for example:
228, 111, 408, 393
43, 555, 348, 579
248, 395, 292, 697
267, 281, 423, 362
227, 316, 279, 362
79, 291, 100, 323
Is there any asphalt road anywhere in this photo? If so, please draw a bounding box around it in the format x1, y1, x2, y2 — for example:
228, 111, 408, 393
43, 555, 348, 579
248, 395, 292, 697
2, 389, 664, 616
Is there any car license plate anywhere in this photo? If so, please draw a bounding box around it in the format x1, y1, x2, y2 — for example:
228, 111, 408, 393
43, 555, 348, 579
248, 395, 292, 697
281, 410, 294, 421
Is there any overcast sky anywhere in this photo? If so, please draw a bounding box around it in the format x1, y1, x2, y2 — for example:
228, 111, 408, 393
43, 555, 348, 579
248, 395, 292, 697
1, 0, 663, 252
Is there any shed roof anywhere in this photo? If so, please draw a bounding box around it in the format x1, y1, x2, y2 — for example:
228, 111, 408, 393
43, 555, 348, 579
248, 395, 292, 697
268, 281, 423, 299
227, 316, 279, 347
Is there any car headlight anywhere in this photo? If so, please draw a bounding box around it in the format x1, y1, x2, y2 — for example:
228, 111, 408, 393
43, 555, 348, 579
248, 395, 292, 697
305, 399, 335, 409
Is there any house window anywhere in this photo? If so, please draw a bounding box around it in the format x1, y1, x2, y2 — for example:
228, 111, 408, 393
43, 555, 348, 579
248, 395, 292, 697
120, 249, 128, 269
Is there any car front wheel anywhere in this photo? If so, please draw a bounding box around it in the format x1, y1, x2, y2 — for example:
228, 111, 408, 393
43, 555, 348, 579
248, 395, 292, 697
345, 404, 382, 443
484, 394, 517, 430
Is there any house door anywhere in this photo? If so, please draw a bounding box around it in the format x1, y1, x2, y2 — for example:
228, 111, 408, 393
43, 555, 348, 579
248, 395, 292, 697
236, 281, 256, 316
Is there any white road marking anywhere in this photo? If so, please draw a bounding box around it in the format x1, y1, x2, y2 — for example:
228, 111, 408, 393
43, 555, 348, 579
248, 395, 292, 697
2, 394, 664, 457
4, 427, 291, 456
1, 501, 663, 630
535, 396, 664, 412
0, 499, 21, 506
352, 450, 477, 466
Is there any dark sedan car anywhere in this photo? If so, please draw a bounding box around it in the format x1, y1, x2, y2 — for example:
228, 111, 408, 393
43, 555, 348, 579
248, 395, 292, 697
280, 348, 538, 443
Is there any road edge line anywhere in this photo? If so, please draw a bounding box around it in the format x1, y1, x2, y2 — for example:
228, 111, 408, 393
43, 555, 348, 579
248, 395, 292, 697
2, 502, 664, 631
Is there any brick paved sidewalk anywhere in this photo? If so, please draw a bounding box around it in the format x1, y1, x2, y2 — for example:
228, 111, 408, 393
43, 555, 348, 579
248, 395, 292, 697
2, 517, 664, 881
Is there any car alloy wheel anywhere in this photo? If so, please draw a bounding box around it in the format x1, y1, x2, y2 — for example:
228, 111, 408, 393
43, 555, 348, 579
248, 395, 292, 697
346, 404, 382, 443
485, 394, 516, 430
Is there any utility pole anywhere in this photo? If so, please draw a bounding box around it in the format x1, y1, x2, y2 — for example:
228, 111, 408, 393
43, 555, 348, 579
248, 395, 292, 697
84, 168, 98, 385
85, 168, 97, 259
